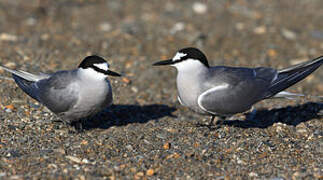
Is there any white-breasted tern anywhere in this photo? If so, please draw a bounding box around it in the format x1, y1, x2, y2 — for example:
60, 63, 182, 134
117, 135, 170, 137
0, 55, 121, 127
153, 47, 322, 127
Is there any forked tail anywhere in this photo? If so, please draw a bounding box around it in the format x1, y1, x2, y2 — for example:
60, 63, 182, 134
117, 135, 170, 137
264, 56, 323, 98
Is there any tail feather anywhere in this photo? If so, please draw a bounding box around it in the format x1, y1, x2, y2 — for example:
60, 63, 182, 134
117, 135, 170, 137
265, 56, 323, 98
12, 74, 39, 100
0, 65, 45, 100
0, 65, 48, 81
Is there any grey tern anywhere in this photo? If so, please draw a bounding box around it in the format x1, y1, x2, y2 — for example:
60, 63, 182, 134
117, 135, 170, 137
153, 47, 323, 127
0, 55, 121, 127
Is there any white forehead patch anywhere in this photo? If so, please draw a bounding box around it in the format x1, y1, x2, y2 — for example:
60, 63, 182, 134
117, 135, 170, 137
93, 62, 109, 71
172, 52, 187, 61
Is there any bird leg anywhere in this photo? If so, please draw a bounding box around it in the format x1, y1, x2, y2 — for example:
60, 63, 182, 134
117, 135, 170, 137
195, 115, 226, 129
207, 115, 226, 130
70, 120, 84, 133
209, 115, 215, 126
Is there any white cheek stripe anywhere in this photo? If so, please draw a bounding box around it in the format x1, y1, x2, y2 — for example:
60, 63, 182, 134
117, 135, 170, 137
93, 63, 109, 71
197, 83, 229, 113
172, 52, 187, 61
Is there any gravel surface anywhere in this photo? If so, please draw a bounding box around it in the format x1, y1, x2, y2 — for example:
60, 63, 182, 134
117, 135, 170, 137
0, 0, 322, 179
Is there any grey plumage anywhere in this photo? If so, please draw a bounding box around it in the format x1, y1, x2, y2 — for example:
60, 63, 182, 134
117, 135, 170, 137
1, 55, 121, 124
153, 47, 322, 125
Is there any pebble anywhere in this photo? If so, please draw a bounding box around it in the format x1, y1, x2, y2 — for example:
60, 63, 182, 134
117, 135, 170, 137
146, 169, 155, 176
131, 86, 138, 93
249, 172, 258, 177
163, 142, 170, 150
4, 104, 14, 113
0, 173, 5, 177
122, 77, 131, 84
0, 33, 17, 41
25, 17, 37, 26
253, 26, 266, 34
267, 49, 277, 58
170, 22, 185, 34
99, 22, 112, 32
235, 22, 245, 30
134, 172, 144, 179
9, 175, 22, 180
126, 144, 133, 151
40, 34, 50, 41
66, 155, 82, 164
4, 62, 16, 68
270, 178, 284, 180
192, 2, 207, 14
81, 158, 89, 164
281, 28, 297, 40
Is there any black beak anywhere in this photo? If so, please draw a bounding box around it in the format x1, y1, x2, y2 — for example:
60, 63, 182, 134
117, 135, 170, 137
152, 59, 174, 66
105, 70, 122, 77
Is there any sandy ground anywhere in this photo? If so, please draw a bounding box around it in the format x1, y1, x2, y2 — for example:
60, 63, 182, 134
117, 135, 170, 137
0, 0, 322, 179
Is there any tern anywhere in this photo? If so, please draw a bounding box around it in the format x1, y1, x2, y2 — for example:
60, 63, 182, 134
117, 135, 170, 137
1, 55, 121, 128
153, 47, 322, 127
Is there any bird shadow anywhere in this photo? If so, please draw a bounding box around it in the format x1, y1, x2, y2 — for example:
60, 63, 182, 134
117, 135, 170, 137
221, 102, 323, 128
81, 104, 177, 130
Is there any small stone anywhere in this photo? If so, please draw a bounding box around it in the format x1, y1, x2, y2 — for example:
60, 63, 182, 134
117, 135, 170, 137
146, 169, 155, 176
125, 61, 133, 69
126, 144, 133, 151
170, 22, 185, 34
270, 178, 284, 180
131, 86, 138, 93
134, 172, 144, 179
317, 84, 323, 92
235, 22, 245, 30
194, 142, 199, 148
4, 62, 16, 68
0, 33, 18, 41
0, 172, 6, 177
293, 171, 301, 178
296, 128, 308, 134
25, 17, 37, 26
81, 140, 88, 145
109, 175, 116, 180
122, 77, 131, 84
163, 142, 170, 150
79, 175, 86, 180
99, 22, 112, 32
267, 49, 277, 57
48, 164, 57, 169
9, 175, 22, 180
41, 34, 50, 41
192, 2, 207, 14
81, 158, 89, 164
305, 74, 314, 83
172, 152, 181, 159
54, 148, 65, 154
249, 172, 258, 177
66, 155, 82, 163
4, 104, 14, 113
253, 26, 266, 34
281, 28, 297, 40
